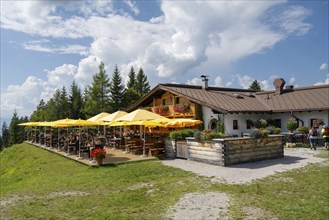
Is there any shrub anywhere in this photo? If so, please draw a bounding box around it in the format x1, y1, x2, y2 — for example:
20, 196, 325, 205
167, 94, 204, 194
169, 129, 194, 140
273, 127, 281, 134
254, 119, 267, 129
298, 126, 309, 134
250, 128, 269, 139
266, 126, 274, 134
286, 119, 298, 132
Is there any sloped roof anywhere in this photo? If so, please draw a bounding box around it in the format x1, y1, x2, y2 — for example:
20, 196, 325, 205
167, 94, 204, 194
256, 84, 329, 112
125, 83, 329, 114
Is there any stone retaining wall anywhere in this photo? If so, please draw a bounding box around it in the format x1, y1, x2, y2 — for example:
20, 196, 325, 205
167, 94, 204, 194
185, 135, 284, 166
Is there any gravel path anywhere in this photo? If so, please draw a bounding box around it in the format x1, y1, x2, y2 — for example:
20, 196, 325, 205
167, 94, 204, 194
162, 148, 327, 184
163, 148, 327, 219
165, 192, 231, 220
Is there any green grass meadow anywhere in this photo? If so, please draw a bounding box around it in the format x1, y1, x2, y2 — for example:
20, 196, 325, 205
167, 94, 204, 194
1, 143, 328, 219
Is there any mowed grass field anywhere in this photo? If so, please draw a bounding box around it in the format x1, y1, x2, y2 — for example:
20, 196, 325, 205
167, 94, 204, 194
1, 143, 328, 219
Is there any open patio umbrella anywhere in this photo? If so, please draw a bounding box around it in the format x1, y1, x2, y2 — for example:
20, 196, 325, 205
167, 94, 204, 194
101, 110, 128, 123
57, 119, 99, 159
115, 109, 168, 122
165, 118, 203, 128
114, 109, 169, 156
87, 112, 111, 122
51, 118, 75, 151
18, 122, 41, 142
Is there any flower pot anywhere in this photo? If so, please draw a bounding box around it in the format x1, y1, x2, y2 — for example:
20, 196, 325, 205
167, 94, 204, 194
96, 158, 103, 166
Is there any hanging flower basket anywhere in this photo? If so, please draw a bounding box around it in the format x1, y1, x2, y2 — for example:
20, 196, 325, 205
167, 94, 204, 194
153, 106, 169, 115
174, 104, 190, 113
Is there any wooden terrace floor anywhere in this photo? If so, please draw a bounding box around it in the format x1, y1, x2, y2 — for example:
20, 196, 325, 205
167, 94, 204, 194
25, 141, 156, 166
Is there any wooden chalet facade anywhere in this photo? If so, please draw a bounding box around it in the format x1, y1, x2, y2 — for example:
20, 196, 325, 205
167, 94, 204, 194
126, 77, 329, 136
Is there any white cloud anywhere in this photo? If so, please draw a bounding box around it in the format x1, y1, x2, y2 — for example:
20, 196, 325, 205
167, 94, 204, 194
214, 76, 223, 87
289, 77, 296, 84
237, 75, 254, 89
314, 74, 329, 85
0, 76, 54, 118
124, 0, 140, 15
75, 56, 102, 87
275, 5, 312, 36
319, 63, 328, 70
0, 0, 315, 119
22, 41, 88, 55
236, 75, 276, 90
46, 64, 78, 87
186, 78, 202, 86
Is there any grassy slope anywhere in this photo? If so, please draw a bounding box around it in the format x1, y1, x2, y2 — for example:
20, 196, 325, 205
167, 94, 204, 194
1, 143, 328, 219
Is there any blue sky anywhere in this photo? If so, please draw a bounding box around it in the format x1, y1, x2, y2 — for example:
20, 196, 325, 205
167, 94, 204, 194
1, 0, 328, 124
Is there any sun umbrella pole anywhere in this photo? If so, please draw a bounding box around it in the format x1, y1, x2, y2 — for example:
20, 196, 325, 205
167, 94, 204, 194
77, 126, 83, 160
57, 128, 60, 151
141, 125, 147, 157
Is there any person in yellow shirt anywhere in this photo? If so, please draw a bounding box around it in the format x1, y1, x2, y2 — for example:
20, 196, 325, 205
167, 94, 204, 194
321, 125, 329, 150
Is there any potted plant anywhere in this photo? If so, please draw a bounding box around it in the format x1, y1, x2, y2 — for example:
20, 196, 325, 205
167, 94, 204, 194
91, 148, 106, 165
286, 119, 298, 133
298, 126, 309, 134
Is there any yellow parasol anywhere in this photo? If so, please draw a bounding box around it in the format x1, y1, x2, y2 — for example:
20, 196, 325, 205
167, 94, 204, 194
102, 111, 128, 123
113, 109, 169, 157
115, 109, 168, 122
87, 112, 111, 123
165, 118, 203, 128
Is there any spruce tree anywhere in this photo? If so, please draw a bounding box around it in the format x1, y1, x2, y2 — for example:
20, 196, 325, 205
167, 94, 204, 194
249, 80, 261, 91
59, 86, 70, 119
135, 68, 150, 98
9, 111, 20, 146
109, 65, 125, 112
127, 66, 136, 89
69, 81, 84, 119
1, 122, 10, 150
30, 99, 46, 121
84, 62, 111, 116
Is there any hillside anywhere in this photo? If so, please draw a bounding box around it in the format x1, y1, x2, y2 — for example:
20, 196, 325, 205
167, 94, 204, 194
1, 143, 328, 219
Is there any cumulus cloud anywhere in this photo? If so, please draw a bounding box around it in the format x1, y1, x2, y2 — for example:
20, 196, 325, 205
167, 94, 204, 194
0, 76, 55, 118
314, 74, 329, 85
0, 0, 315, 119
319, 63, 328, 70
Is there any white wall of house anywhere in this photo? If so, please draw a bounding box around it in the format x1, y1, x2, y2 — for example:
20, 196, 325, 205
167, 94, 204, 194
202, 105, 329, 136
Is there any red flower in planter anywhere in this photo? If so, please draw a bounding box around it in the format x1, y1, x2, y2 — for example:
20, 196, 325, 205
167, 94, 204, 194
91, 148, 106, 160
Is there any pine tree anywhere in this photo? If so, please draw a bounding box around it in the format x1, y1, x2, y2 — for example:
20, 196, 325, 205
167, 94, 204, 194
123, 87, 140, 108
127, 66, 136, 89
59, 86, 70, 119
1, 122, 10, 150
84, 62, 111, 116
30, 99, 46, 121
135, 68, 150, 98
249, 80, 261, 91
18, 116, 29, 143
123, 66, 140, 108
69, 81, 85, 119
9, 111, 20, 146
109, 65, 125, 112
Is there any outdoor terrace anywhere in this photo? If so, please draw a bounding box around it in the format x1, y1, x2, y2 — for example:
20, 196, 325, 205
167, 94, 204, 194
26, 141, 156, 166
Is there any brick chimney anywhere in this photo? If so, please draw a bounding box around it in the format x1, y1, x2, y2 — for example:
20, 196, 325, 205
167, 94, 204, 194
201, 75, 209, 90
273, 78, 286, 95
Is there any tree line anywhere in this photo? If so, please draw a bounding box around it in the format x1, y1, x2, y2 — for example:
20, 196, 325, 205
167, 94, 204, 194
0, 62, 150, 150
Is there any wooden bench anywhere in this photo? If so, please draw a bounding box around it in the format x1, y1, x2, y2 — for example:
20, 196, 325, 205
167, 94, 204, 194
148, 142, 165, 157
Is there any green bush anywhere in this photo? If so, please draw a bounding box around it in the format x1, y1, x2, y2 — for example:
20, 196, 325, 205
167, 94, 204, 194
169, 129, 195, 140
250, 128, 269, 139
273, 127, 281, 134
298, 126, 309, 134
286, 119, 298, 132
254, 119, 267, 129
